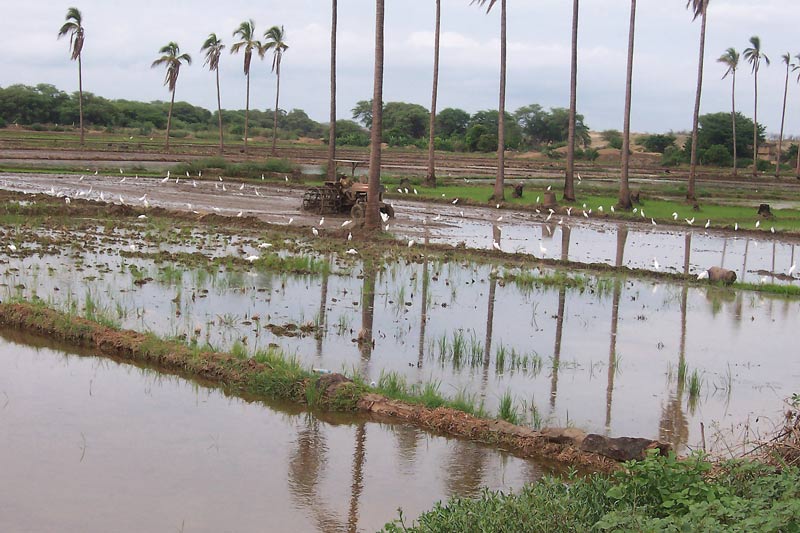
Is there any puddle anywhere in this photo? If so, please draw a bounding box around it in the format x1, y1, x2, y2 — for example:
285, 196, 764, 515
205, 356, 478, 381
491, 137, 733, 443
0, 331, 549, 532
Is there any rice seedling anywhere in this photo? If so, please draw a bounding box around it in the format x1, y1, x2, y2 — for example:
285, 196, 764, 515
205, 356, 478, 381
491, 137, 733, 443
495, 344, 508, 373
498, 390, 520, 425
377, 370, 408, 398
231, 340, 249, 360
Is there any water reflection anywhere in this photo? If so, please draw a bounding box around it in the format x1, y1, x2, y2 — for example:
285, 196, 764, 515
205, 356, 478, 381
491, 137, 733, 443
0, 334, 548, 533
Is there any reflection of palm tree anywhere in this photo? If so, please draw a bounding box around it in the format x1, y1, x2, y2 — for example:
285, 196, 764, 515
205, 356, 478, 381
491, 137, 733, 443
741, 238, 750, 281
717, 48, 740, 176
316, 256, 332, 357
606, 278, 622, 433
443, 440, 489, 498
263, 25, 289, 156
359, 261, 378, 367
686, 0, 709, 203
561, 225, 572, 262
346, 424, 367, 533
327, 1, 338, 181
57, 7, 85, 147
201, 33, 225, 155
151, 42, 192, 153
418, 251, 430, 369
549, 286, 567, 412
683, 232, 692, 275
743, 36, 770, 177
481, 275, 498, 392
658, 285, 690, 450
472, 0, 507, 201
618, 0, 637, 210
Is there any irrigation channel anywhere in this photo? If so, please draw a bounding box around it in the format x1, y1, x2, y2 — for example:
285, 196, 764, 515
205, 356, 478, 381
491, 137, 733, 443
1, 172, 799, 285
0, 331, 548, 532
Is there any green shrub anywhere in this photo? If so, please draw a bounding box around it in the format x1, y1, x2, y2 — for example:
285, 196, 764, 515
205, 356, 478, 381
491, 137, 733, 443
662, 145, 687, 167
701, 144, 733, 167
640, 133, 677, 153
582, 147, 600, 161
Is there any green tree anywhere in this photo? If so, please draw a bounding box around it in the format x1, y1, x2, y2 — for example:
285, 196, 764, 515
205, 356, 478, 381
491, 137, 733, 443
618, 0, 637, 210
776, 53, 793, 177
231, 20, 261, 154
262, 25, 289, 156
639, 133, 676, 153
701, 144, 732, 167
57, 7, 86, 146
470, 110, 522, 149
717, 47, 740, 176
472, 0, 507, 201
150, 42, 192, 152
686, 0, 709, 203
697, 111, 762, 158
743, 36, 770, 177
201, 33, 225, 154
436, 108, 470, 138
365, 0, 385, 230
352, 100, 373, 128
426, 0, 442, 187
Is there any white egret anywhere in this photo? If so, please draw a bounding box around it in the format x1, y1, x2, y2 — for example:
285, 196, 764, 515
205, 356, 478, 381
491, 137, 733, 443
652, 258, 660, 270
347, 232, 353, 241
258, 243, 273, 249
452, 198, 459, 204
705, 220, 711, 229
566, 207, 573, 216
685, 218, 695, 225
312, 227, 319, 237
408, 239, 415, 247
672, 212, 679, 220
492, 241, 501, 251
346, 248, 358, 255
755, 220, 760, 228
380, 212, 389, 223
138, 215, 147, 220
341, 220, 352, 227
697, 271, 709, 280
237, 212, 243, 218
287, 217, 294, 225
246, 255, 259, 262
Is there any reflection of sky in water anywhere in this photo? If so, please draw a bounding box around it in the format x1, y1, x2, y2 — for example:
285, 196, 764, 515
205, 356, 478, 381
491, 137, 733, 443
0, 337, 544, 532
3, 242, 798, 453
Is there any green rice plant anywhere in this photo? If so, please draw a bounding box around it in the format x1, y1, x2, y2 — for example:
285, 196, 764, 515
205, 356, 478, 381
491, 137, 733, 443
498, 390, 520, 425
451, 330, 465, 368
377, 370, 408, 398
450, 387, 480, 416
417, 380, 446, 409
495, 344, 508, 373
688, 370, 703, 406
677, 359, 688, 387
467, 331, 483, 367
231, 340, 249, 360
437, 334, 449, 360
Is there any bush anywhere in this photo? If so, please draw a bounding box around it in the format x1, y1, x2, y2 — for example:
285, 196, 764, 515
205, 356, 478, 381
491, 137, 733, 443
476, 133, 498, 152
168, 130, 188, 138
0, 116, 6, 128
662, 146, 687, 167
756, 158, 772, 172
701, 144, 733, 167
640, 133, 677, 153
383, 453, 800, 532
601, 129, 623, 149
582, 147, 600, 161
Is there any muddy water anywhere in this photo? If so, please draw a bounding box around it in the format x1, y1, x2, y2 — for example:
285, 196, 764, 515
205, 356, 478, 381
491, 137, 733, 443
0, 331, 548, 532
2, 173, 798, 284
2, 230, 798, 455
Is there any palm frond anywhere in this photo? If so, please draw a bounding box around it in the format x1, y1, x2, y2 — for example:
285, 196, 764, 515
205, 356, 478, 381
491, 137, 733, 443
471, 0, 498, 14
685, 0, 708, 21
717, 47, 739, 79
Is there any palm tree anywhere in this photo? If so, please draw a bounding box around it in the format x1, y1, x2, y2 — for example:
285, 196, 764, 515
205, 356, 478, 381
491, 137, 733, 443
717, 48, 740, 176
57, 7, 86, 147
262, 26, 289, 157
365, 0, 385, 230
564, 0, 579, 202
795, 57, 800, 179
618, 0, 637, 210
425, 0, 442, 188
327, 0, 338, 181
743, 36, 770, 177
151, 42, 191, 153
231, 20, 261, 155
472, 0, 507, 202
776, 53, 793, 178
686, 0, 709, 204
201, 33, 225, 155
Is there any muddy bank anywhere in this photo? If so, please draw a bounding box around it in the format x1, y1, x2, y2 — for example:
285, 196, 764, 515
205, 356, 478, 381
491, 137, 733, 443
0, 301, 670, 472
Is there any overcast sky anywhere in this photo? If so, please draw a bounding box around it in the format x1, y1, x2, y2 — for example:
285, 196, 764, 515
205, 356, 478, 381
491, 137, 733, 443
4, 0, 799, 136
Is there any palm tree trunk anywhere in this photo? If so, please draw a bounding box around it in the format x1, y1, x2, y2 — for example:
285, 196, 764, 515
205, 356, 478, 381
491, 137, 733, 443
618, 0, 636, 209
687, 7, 707, 203
493, 0, 507, 202
216, 68, 224, 155
327, 0, 338, 181
78, 54, 85, 147
166, 88, 175, 153
752, 67, 758, 177
244, 73, 250, 155
425, 0, 441, 188
272, 66, 281, 156
365, 0, 385, 230
776, 61, 790, 178
564, 0, 579, 202
731, 71, 737, 177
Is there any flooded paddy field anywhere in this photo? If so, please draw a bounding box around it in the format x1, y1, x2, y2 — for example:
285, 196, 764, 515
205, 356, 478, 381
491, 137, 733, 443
2, 172, 799, 285
0, 332, 547, 532
1, 204, 797, 454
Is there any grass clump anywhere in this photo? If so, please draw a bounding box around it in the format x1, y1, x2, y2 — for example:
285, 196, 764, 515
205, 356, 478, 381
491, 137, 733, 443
383, 452, 800, 532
